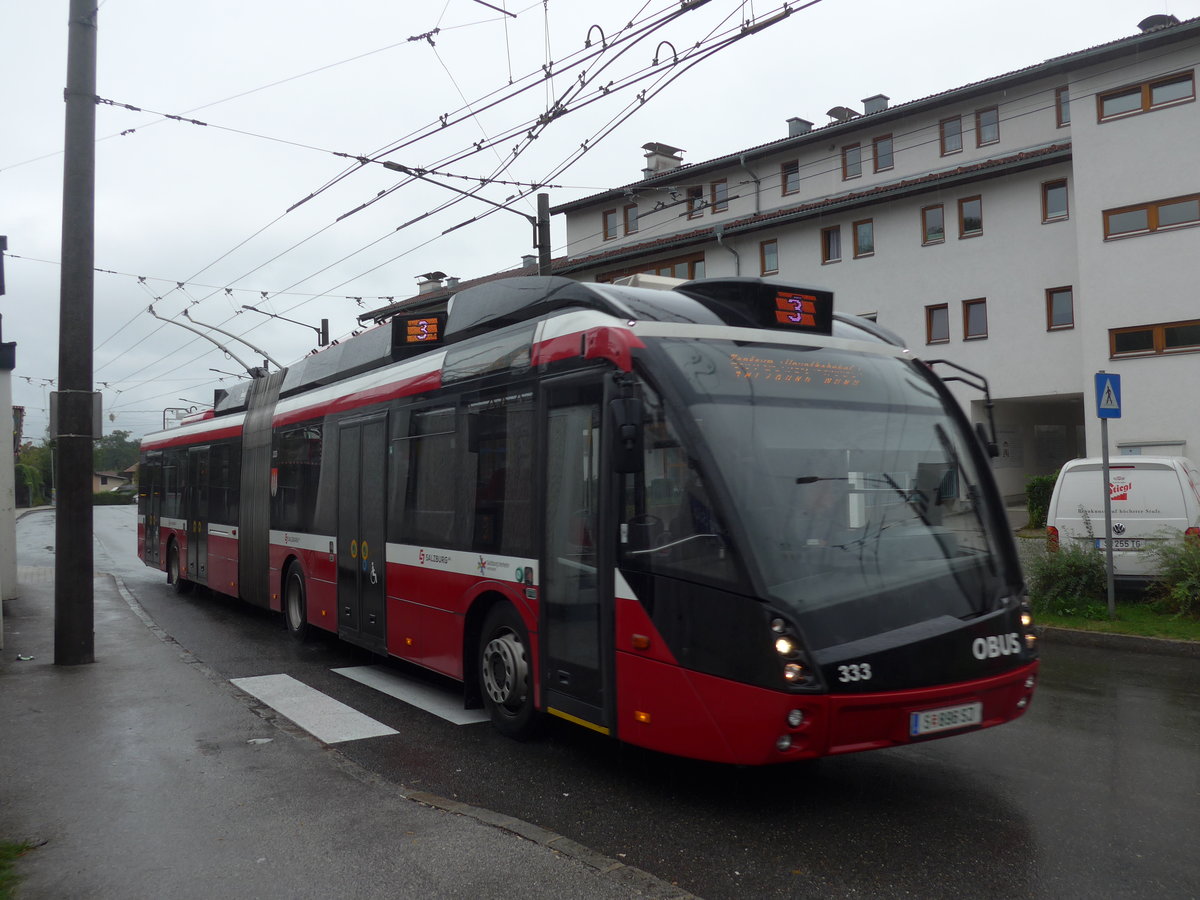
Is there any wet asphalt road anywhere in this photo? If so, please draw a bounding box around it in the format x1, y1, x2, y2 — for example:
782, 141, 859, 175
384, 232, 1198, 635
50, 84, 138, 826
31, 507, 1200, 898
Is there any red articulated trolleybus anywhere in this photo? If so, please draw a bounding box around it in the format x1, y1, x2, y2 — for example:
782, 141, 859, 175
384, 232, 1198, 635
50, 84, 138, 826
138, 276, 1038, 765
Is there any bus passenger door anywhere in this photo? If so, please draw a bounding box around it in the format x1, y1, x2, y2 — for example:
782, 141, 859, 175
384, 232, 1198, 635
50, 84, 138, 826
540, 379, 614, 735
186, 446, 210, 583
337, 414, 388, 654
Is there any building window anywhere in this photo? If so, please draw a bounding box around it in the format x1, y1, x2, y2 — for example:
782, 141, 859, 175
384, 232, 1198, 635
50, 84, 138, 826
710, 179, 729, 213
602, 208, 619, 241
959, 196, 983, 237
1043, 180, 1069, 222
873, 134, 894, 172
1046, 287, 1074, 330
760, 239, 779, 275
963, 298, 988, 340
686, 186, 704, 219
921, 205, 945, 245
1111, 319, 1200, 357
975, 106, 999, 146
623, 203, 638, 235
842, 143, 862, 180
821, 226, 841, 263
940, 116, 962, 155
853, 219, 874, 258
926, 304, 949, 344
1104, 193, 1200, 239
782, 160, 800, 195
1055, 86, 1071, 127
1098, 71, 1194, 121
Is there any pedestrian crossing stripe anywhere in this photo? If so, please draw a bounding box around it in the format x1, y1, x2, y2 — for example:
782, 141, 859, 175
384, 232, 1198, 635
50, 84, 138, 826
231, 674, 398, 743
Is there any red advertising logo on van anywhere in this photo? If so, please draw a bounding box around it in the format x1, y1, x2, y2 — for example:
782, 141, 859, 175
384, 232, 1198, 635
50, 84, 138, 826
1110, 480, 1132, 501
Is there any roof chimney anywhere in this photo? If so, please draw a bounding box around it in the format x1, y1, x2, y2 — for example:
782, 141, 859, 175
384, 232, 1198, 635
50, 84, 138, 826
444, 276, 460, 289
1138, 13, 1179, 31
521, 254, 537, 269
787, 117, 813, 137
641, 142, 685, 178
862, 94, 889, 115
826, 106, 861, 123
415, 271, 446, 294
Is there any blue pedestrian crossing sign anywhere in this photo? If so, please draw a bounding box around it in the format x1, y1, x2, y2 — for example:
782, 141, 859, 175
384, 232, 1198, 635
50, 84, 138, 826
1095, 373, 1122, 419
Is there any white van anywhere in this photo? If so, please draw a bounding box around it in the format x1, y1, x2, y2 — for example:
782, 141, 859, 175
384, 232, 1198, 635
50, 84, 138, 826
1046, 456, 1200, 585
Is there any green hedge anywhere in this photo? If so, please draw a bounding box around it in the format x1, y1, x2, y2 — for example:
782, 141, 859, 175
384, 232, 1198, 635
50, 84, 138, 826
1025, 472, 1059, 530
93, 491, 136, 505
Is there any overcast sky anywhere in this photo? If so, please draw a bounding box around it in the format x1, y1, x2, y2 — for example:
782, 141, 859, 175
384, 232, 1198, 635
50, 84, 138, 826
4, 0, 1197, 441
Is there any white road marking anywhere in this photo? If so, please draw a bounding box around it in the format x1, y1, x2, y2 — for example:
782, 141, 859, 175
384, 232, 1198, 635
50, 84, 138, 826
231, 674, 398, 743
333, 666, 489, 726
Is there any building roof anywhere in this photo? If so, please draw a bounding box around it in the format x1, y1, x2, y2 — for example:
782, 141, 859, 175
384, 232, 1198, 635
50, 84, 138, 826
552, 143, 1071, 276
550, 16, 1200, 214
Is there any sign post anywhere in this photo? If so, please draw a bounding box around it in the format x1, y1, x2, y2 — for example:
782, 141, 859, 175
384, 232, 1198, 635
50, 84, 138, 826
1095, 371, 1122, 617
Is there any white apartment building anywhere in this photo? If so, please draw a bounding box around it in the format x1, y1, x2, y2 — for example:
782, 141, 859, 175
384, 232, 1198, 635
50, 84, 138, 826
548, 14, 1200, 501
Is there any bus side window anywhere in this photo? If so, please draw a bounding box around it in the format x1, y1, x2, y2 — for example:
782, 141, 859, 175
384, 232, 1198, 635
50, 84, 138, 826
468, 392, 536, 557
404, 406, 461, 547
621, 383, 738, 584
273, 424, 323, 532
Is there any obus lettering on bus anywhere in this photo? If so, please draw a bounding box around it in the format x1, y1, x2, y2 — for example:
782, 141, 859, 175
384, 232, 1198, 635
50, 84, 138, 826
972, 633, 1021, 659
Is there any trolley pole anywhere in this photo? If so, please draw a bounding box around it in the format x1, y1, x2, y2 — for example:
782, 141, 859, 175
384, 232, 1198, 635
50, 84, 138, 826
54, 0, 98, 665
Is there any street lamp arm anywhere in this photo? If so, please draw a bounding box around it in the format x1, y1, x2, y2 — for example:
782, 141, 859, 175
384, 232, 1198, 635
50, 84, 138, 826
240, 305, 329, 346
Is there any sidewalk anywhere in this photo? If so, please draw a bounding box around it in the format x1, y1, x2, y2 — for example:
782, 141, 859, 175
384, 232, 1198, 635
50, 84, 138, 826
0, 534, 682, 898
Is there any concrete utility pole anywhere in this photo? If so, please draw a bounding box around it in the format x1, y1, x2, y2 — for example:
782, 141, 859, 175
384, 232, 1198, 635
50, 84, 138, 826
537, 193, 552, 275
0, 239, 15, 652
55, 0, 98, 665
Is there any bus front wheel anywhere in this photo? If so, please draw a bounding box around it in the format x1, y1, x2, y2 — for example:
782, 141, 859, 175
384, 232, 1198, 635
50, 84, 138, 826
284, 563, 309, 641
167, 542, 192, 595
479, 603, 538, 740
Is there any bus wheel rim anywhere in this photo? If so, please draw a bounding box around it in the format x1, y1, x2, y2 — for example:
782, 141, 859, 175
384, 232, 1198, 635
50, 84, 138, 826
482, 630, 527, 711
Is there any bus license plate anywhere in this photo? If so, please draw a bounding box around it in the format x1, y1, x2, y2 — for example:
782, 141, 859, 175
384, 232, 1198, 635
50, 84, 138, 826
1094, 538, 1144, 550
910, 702, 982, 737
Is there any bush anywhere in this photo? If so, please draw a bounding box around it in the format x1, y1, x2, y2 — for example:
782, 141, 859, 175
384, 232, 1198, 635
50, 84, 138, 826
93, 491, 136, 506
1026, 540, 1107, 617
1025, 471, 1059, 530
1148, 536, 1200, 618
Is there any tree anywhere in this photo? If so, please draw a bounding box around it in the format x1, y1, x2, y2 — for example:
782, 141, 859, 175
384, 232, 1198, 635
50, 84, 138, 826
94, 429, 140, 473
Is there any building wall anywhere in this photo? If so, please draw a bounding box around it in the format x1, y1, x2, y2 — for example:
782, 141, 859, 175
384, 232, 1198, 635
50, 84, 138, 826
555, 23, 1200, 497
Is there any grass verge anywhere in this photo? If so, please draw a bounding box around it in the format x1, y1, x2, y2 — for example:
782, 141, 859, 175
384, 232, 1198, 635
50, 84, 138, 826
1035, 599, 1200, 642
0, 842, 34, 900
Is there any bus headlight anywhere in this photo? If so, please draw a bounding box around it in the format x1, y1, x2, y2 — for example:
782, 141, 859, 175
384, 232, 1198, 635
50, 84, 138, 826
787, 709, 805, 727
775, 635, 798, 657
783, 663, 806, 683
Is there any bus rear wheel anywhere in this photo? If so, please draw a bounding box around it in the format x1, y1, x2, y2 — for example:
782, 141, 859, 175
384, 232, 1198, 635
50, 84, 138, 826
167, 542, 192, 595
284, 563, 309, 641
479, 603, 538, 740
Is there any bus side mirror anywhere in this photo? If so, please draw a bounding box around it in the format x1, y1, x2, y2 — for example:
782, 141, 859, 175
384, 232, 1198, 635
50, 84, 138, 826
608, 398, 644, 474
976, 422, 999, 458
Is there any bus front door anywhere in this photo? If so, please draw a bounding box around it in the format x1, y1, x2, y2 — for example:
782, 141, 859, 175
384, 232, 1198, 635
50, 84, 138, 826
540, 379, 614, 736
142, 452, 162, 566
186, 446, 209, 583
337, 414, 388, 654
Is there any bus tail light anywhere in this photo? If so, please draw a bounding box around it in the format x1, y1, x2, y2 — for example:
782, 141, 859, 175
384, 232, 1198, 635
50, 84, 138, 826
1019, 598, 1037, 651
1046, 526, 1059, 550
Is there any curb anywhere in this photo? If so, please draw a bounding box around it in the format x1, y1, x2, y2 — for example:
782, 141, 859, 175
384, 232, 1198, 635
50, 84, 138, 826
1038, 624, 1200, 658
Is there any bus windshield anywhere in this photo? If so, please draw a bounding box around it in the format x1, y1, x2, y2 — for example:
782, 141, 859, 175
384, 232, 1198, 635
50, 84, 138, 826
657, 339, 1007, 651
